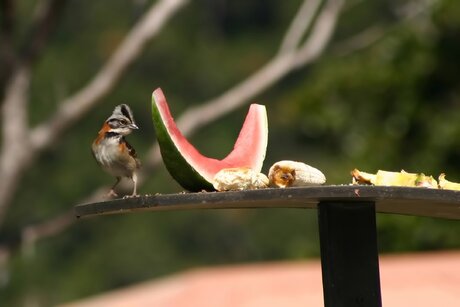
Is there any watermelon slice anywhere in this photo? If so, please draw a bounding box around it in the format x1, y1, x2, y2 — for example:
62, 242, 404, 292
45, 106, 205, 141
151, 88, 268, 191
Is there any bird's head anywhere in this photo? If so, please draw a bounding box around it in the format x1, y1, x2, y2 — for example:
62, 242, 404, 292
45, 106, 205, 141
106, 104, 139, 136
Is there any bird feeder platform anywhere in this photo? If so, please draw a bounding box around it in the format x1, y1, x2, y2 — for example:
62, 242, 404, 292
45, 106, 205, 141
75, 185, 460, 307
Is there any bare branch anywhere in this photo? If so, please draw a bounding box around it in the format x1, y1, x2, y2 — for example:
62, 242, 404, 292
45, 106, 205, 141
278, 0, 323, 55
332, 25, 385, 57
29, 0, 189, 152
293, 0, 344, 68
0, 66, 32, 224
0, 68, 30, 149
332, 0, 439, 57
0, 189, 108, 258
0, 1, 67, 226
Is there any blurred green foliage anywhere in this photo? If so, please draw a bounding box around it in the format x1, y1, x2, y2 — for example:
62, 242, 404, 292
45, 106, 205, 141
1, 0, 460, 305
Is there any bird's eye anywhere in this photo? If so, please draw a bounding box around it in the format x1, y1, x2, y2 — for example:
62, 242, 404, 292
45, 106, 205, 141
120, 119, 128, 125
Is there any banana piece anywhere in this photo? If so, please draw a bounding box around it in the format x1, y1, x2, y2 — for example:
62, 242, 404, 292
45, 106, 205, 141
268, 160, 326, 188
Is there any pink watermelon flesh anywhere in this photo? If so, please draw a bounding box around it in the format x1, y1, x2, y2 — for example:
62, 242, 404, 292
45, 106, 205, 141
152, 88, 268, 190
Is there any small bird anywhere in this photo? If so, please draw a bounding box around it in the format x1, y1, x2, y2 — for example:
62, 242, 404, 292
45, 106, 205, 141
92, 104, 141, 197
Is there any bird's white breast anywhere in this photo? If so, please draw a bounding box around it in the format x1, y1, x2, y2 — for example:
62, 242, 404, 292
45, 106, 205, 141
93, 137, 131, 177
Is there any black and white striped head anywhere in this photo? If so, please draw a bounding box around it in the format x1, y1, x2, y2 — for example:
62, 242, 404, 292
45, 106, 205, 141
106, 104, 139, 136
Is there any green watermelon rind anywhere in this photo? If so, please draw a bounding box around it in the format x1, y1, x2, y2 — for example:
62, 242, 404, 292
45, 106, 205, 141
151, 93, 214, 191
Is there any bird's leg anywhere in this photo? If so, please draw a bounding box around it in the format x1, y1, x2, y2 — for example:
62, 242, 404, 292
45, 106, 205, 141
131, 172, 138, 196
107, 177, 121, 197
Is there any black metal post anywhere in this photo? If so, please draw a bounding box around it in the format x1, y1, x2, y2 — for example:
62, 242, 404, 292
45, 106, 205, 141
318, 202, 382, 307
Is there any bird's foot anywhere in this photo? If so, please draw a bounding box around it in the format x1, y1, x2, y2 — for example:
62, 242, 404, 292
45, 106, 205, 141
122, 193, 140, 199
106, 189, 118, 198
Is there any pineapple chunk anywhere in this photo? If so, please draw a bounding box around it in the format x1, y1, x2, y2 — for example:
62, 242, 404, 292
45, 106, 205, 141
351, 169, 437, 188
438, 173, 460, 191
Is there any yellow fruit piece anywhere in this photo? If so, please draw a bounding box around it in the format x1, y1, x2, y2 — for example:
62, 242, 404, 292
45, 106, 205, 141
351, 169, 437, 188
438, 173, 460, 191
415, 173, 438, 188
374, 170, 418, 186
351, 169, 376, 185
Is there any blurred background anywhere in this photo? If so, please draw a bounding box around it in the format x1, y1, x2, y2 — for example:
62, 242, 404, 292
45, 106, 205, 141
1, 0, 460, 305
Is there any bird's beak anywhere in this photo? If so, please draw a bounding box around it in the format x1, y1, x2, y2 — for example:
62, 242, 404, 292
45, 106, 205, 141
130, 123, 139, 130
